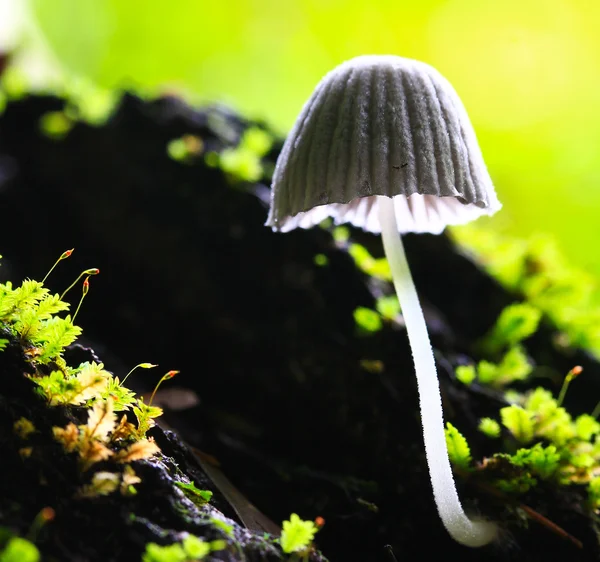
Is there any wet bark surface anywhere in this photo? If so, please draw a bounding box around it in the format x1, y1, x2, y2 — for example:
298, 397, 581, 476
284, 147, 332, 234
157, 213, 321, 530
1, 92, 599, 561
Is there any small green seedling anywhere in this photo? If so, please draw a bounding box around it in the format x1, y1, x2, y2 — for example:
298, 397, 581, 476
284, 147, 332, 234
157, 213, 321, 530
444, 423, 472, 471
279, 514, 319, 554
142, 535, 223, 562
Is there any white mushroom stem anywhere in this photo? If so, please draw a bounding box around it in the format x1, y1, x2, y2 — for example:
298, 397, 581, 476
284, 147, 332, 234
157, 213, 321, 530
378, 195, 498, 547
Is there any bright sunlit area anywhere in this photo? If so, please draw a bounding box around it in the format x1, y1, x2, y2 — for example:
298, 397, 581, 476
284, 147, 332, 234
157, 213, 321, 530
5, 0, 600, 273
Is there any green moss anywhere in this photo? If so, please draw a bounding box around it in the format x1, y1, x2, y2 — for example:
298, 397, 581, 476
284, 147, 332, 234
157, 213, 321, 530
347, 244, 391, 282
1, 70, 116, 126
440, 230, 600, 514
480, 303, 542, 356
444, 423, 472, 471
353, 307, 382, 335
375, 294, 400, 320
478, 418, 501, 439
0, 254, 166, 497
213, 126, 273, 183
313, 253, 328, 267
0, 68, 28, 100
142, 535, 221, 562
279, 514, 319, 554
39, 111, 74, 140
458, 346, 532, 389
0, 534, 39, 562
452, 225, 600, 356
175, 481, 213, 506
332, 226, 350, 244
167, 135, 204, 163
455, 364, 476, 385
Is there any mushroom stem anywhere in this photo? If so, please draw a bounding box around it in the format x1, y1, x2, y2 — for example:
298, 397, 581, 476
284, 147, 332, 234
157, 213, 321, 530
378, 195, 497, 547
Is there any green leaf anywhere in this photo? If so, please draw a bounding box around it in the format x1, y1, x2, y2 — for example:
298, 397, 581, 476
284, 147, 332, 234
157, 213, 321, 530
0, 537, 40, 562
332, 226, 349, 244
348, 244, 392, 281
0, 279, 46, 321
526, 393, 574, 446
500, 405, 534, 443
101, 377, 137, 411
495, 346, 533, 385
219, 146, 263, 182
525, 387, 556, 414
33, 315, 82, 362
181, 535, 210, 559
455, 365, 476, 385
131, 397, 164, 438
511, 443, 560, 479
239, 127, 273, 157
210, 518, 234, 538
575, 414, 600, 441
375, 295, 400, 320
444, 422, 472, 470
34, 370, 71, 404
280, 513, 318, 554
459, 346, 532, 388
142, 543, 187, 562
483, 303, 542, 354
313, 254, 328, 267
175, 481, 213, 504
495, 473, 537, 494
478, 417, 501, 439
353, 307, 382, 334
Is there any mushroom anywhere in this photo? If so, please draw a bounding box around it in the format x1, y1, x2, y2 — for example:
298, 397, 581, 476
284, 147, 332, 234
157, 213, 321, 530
266, 55, 501, 547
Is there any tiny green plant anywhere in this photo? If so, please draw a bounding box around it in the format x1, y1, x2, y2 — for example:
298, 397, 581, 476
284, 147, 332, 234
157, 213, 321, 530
376, 294, 400, 320
500, 405, 535, 444
0, 277, 80, 362
175, 481, 213, 506
279, 514, 320, 555
0, 251, 182, 504
353, 307, 383, 335
209, 126, 273, 183
0, 534, 40, 562
480, 303, 542, 357
167, 135, 204, 163
456, 346, 533, 389
444, 423, 472, 471
452, 226, 600, 356
142, 535, 224, 562
447, 363, 600, 509
347, 243, 392, 282
478, 418, 501, 439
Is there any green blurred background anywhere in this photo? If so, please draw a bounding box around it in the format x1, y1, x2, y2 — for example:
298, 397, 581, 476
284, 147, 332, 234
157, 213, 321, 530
4, 0, 600, 275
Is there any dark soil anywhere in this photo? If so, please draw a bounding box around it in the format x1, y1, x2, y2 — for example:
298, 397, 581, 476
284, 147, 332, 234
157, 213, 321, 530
1, 91, 600, 561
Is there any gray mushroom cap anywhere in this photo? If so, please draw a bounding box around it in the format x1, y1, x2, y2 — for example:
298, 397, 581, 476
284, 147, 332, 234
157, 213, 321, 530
266, 55, 501, 234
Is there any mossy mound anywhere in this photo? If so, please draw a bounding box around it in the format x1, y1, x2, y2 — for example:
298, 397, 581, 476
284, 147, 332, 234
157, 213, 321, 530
1, 88, 600, 561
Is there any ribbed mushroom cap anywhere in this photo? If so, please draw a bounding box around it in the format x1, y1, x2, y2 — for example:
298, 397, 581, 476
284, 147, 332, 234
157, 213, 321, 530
266, 55, 501, 234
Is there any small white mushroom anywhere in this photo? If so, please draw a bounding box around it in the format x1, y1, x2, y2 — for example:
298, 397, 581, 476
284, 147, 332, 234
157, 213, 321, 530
266, 55, 501, 547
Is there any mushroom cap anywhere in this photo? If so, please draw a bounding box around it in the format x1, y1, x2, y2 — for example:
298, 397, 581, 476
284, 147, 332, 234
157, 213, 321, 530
266, 55, 501, 234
